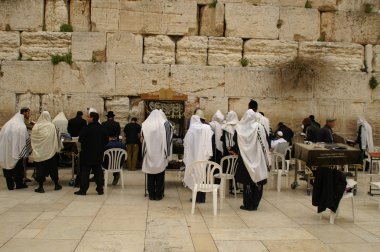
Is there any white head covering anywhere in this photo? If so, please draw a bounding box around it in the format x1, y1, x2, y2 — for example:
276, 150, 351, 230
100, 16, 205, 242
235, 110, 270, 183
209, 110, 224, 153
52, 112, 68, 134
142, 109, 173, 174
31, 111, 60, 162
222, 111, 239, 149
195, 109, 205, 120
357, 117, 374, 155
0, 113, 31, 169
183, 115, 214, 189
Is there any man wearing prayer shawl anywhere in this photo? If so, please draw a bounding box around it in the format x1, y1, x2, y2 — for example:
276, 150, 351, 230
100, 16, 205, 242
356, 117, 374, 170
183, 115, 214, 203
52, 112, 68, 135
221, 111, 239, 156
210, 110, 224, 165
0, 113, 31, 190
141, 109, 173, 201
232, 109, 270, 211
31, 111, 62, 193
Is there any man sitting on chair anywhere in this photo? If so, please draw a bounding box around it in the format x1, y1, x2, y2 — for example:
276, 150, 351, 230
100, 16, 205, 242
103, 136, 126, 186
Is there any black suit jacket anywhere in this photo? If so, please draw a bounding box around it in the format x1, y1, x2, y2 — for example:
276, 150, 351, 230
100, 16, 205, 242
68, 116, 87, 137
102, 119, 121, 138
79, 122, 108, 165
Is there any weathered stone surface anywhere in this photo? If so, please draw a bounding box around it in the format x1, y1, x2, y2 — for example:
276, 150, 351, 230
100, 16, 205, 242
279, 7, 320, 41
308, 0, 337, 11
0, 0, 44, 31
365, 44, 373, 73
104, 96, 130, 126
70, 0, 91, 32
321, 11, 380, 44
93, 0, 120, 9
176, 36, 208, 65
170, 65, 225, 97
299, 42, 364, 72
129, 99, 145, 124
0, 92, 16, 126
337, 0, 380, 12
162, 0, 198, 36
16, 93, 41, 122
314, 71, 372, 101
225, 67, 282, 98
143, 35, 175, 64
365, 101, 380, 143
0, 32, 20, 60
199, 4, 224, 37
372, 73, 380, 100
53, 62, 116, 95
45, 0, 69, 32
120, 11, 162, 34
91, 6, 120, 32
72, 32, 106, 61
373, 45, 380, 73
315, 99, 345, 133
199, 97, 228, 121
0, 61, 53, 93
225, 4, 279, 39
244, 40, 298, 68
20, 32, 71, 60
116, 64, 170, 95
208, 37, 243, 67
107, 32, 143, 63
341, 101, 366, 137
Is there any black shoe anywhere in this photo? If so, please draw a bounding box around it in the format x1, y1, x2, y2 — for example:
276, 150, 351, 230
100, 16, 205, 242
97, 190, 104, 195
54, 184, 62, 191
149, 196, 156, 201
35, 187, 45, 193
74, 190, 86, 195
15, 184, 28, 189
89, 176, 95, 182
155, 196, 163, 201
24, 178, 32, 183
240, 205, 257, 211
112, 178, 119, 186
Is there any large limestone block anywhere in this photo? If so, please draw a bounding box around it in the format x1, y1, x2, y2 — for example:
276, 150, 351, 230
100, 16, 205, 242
116, 64, 171, 95
120, 0, 163, 12
225, 67, 282, 98
20, 32, 71, 60
119, 11, 162, 34
315, 99, 345, 133
104, 96, 130, 126
0, 0, 44, 31
143, 35, 175, 64
199, 4, 224, 37
107, 32, 143, 63
314, 71, 372, 101
72, 32, 106, 61
53, 62, 116, 95
91, 6, 120, 32
45, 0, 69, 32
70, 0, 91, 32
365, 44, 373, 73
176, 36, 208, 65
371, 73, 380, 100
0, 92, 16, 126
170, 65, 225, 97
365, 101, 380, 141
279, 7, 320, 41
244, 40, 298, 68
16, 93, 41, 121
341, 101, 366, 136
162, 0, 198, 36
0, 32, 20, 60
208, 37, 243, 67
0, 61, 53, 93
93, 0, 120, 9
321, 11, 380, 44
374, 46, 380, 73
299, 42, 364, 72
225, 4, 279, 39
337, 0, 380, 11
199, 97, 228, 121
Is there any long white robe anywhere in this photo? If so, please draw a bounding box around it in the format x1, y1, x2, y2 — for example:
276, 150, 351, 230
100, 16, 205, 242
52, 112, 68, 134
0, 113, 31, 169
209, 110, 224, 153
221, 111, 239, 149
142, 109, 173, 174
31, 111, 60, 162
357, 117, 374, 155
236, 110, 270, 183
183, 115, 214, 189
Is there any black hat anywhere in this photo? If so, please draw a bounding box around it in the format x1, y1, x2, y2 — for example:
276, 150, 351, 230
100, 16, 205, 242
106, 111, 116, 118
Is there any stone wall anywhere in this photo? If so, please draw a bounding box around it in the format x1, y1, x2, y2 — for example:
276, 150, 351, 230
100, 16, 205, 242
0, 0, 380, 144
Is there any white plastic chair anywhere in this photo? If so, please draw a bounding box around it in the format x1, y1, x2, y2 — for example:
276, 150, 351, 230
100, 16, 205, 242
214, 155, 238, 198
190, 161, 222, 216
271, 142, 290, 192
102, 148, 127, 192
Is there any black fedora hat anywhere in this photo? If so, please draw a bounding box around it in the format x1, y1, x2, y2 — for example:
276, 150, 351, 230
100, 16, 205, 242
106, 111, 116, 118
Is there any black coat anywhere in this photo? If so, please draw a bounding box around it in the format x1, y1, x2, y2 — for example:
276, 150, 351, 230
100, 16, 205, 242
275, 125, 294, 145
317, 125, 333, 143
102, 119, 121, 138
68, 116, 87, 137
79, 122, 108, 165
312, 167, 347, 213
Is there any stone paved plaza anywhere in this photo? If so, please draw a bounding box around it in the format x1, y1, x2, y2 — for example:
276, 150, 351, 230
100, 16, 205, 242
0, 168, 380, 252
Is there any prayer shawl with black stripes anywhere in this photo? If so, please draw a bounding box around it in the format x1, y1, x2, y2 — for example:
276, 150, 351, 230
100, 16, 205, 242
221, 111, 239, 150
235, 110, 270, 183
142, 109, 173, 174
0, 113, 31, 169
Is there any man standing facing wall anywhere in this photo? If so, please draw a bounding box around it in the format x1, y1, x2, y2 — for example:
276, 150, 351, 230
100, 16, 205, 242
124, 117, 141, 171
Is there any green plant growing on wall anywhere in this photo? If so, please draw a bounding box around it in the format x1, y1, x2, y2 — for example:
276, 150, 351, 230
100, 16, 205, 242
305, 0, 312, 8
281, 56, 324, 86
240, 57, 250, 67
51, 52, 72, 65
208, 0, 218, 8
364, 3, 374, 13
60, 24, 73, 32
277, 19, 284, 29
369, 76, 378, 89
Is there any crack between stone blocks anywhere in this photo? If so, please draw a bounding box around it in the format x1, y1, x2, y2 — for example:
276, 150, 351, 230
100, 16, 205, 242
190, 82, 225, 94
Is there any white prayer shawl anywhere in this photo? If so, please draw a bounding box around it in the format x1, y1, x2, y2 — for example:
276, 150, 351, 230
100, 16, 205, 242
209, 110, 224, 153
256, 112, 270, 137
142, 110, 173, 174
221, 111, 239, 149
236, 110, 270, 183
357, 117, 374, 155
52, 112, 68, 134
271, 138, 287, 150
183, 115, 214, 190
31, 111, 60, 162
0, 113, 31, 169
